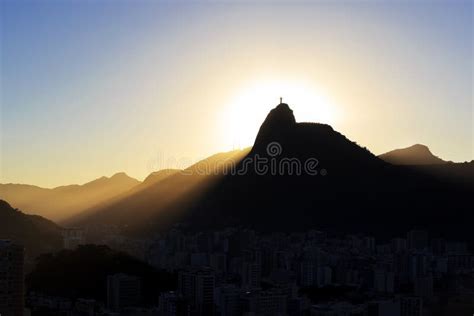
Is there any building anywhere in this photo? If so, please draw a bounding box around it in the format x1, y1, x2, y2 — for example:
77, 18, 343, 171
368, 299, 400, 316
74, 298, 100, 316
241, 261, 262, 289
300, 260, 316, 287
241, 289, 287, 316
372, 269, 394, 293
158, 291, 189, 316
311, 302, 366, 316
300, 261, 331, 288
407, 230, 428, 252
190, 253, 208, 267
316, 266, 332, 288
178, 268, 215, 315
214, 285, 240, 316
408, 254, 428, 282
414, 275, 433, 299
364, 237, 376, 253
209, 253, 227, 274
0, 240, 24, 316
391, 238, 407, 253
400, 297, 422, 316
106, 274, 141, 312
62, 228, 85, 249
258, 289, 287, 316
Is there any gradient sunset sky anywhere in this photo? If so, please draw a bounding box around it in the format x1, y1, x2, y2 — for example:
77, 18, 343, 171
1, 0, 472, 187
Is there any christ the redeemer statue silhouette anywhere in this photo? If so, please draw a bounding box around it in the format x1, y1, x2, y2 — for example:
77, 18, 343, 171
280, 97, 283, 104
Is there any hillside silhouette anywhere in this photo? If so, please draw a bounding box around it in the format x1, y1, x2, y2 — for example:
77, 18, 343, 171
252, 103, 383, 170
379, 144, 448, 165
186, 103, 473, 242
67, 150, 249, 234
379, 144, 473, 186
0, 200, 62, 260
27, 245, 176, 303
68, 103, 473, 245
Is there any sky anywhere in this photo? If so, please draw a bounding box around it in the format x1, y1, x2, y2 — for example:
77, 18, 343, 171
1, 0, 472, 188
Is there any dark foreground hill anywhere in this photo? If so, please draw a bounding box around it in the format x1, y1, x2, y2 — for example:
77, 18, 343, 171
27, 245, 176, 303
0, 200, 62, 259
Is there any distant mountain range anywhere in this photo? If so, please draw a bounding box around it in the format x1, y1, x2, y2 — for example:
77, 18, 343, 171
179, 104, 472, 239
0, 172, 140, 222
61, 103, 472, 245
378, 144, 448, 165
1, 103, 472, 244
378, 144, 473, 186
65, 150, 249, 232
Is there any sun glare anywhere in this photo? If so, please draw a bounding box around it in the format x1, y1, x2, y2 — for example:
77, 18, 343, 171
221, 80, 338, 149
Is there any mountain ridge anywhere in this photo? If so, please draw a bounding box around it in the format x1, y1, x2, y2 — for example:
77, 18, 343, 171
0, 172, 140, 222
3, 104, 472, 244
379, 144, 448, 165
67, 103, 473, 246
183, 104, 473, 242
65, 149, 250, 230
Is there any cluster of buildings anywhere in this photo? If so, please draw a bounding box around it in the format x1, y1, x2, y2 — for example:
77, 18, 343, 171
144, 228, 473, 316
28, 227, 474, 316
0, 225, 470, 316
